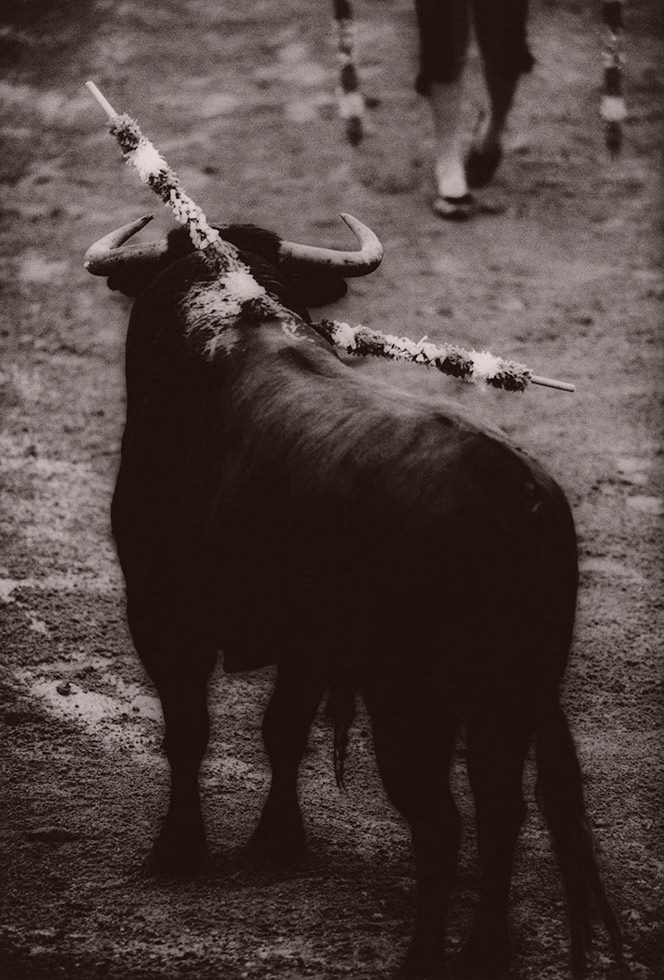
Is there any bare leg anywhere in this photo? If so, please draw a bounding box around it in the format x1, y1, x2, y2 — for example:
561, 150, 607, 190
364, 669, 459, 978
430, 79, 470, 201
458, 720, 529, 976
415, 0, 474, 218
251, 658, 327, 859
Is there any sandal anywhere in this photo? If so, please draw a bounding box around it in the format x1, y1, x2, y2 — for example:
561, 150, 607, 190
465, 144, 503, 189
433, 193, 475, 221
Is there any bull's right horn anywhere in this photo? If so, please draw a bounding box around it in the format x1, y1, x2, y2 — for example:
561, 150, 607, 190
278, 213, 383, 277
84, 215, 170, 275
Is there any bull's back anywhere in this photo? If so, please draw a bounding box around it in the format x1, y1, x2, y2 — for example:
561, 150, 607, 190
114, 327, 577, 696
215, 341, 576, 674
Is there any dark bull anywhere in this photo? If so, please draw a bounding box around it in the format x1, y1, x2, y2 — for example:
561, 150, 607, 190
86, 216, 621, 978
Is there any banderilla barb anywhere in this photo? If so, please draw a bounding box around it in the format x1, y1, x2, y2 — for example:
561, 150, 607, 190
315, 321, 574, 392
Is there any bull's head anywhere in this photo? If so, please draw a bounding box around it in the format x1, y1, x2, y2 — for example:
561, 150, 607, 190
84, 213, 383, 304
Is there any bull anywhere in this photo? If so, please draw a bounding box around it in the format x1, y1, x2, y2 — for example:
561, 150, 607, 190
86, 213, 621, 978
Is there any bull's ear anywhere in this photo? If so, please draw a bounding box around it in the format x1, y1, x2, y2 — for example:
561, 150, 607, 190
288, 269, 348, 307
107, 226, 202, 297
84, 216, 193, 297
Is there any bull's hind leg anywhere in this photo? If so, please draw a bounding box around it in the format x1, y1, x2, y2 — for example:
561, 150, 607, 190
250, 658, 326, 860
127, 600, 216, 872
458, 720, 530, 977
364, 672, 459, 979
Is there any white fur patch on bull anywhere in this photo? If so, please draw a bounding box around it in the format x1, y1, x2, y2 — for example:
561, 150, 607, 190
280, 316, 315, 343
203, 327, 242, 358
183, 282, 242, 330
180, 269, 301, 360
181, 279, 248, 358
222, 269, 268, 303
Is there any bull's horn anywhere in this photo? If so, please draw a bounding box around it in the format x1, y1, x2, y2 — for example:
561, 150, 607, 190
278, 213, 383, 276
83, 215, 170, 275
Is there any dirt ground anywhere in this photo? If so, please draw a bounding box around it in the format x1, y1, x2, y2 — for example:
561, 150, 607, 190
1, 0, 663, 977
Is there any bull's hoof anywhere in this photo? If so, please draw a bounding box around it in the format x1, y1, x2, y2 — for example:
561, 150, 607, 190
143, 830, 209, 876
395, 962, 448, 979
248, 818, 307, 863
453, 939, 511, 978
396, 972, 447, 979
394, 967, 449, 980
396, 950, 448, 979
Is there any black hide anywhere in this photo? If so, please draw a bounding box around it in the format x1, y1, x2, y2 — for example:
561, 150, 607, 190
105, 240, 619, 978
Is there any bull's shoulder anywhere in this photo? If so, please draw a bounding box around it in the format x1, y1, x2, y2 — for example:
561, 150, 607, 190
122, 249, 315, 411
128, 249, 308, 353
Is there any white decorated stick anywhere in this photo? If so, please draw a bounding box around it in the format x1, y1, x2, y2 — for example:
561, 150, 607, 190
85, 80, 237, 259
530, 376, 575, 392
315, 320, 575, 392
85, 80, 118, 119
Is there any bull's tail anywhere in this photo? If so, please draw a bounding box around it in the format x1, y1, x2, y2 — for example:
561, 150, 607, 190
535, 703, 623, 977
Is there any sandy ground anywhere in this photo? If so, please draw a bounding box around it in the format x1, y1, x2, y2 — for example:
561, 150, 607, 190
1, 0, 663, 977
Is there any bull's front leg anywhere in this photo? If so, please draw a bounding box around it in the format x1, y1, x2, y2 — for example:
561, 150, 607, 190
153, 672, 212, 871
127, 598, 215, 873
250, 657, 326, 860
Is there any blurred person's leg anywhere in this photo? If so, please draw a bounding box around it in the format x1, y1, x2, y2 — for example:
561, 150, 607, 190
467, 0, 534, 187
415, 0, 473, 217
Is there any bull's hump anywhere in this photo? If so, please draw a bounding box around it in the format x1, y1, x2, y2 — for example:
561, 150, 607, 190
178, 264, 308, 363
180, 269, 262, 356
236, 336, 505, 448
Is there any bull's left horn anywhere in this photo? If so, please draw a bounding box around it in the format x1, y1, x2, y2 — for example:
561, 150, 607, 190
84, 215, 170, 275
278, 213, 383, 277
